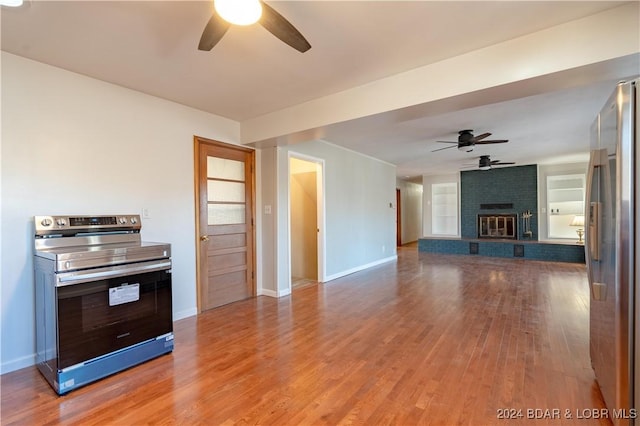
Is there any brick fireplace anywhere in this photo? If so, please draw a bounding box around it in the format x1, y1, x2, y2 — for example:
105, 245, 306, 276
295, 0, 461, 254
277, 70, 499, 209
461, 165, 538, 240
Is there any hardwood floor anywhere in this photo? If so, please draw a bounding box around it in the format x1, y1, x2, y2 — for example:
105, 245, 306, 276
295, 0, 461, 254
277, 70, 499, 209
1, 247, 610, 425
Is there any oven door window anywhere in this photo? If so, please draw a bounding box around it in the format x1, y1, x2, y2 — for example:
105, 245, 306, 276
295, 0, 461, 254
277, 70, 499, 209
56, 269, 172, 369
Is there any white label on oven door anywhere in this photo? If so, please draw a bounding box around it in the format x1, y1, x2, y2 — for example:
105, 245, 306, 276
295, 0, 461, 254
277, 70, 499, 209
109, 283, 140, 306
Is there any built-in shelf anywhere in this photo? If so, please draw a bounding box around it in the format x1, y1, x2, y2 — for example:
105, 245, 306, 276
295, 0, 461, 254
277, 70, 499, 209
547, 174, 585, 239
432, 182, 458, 236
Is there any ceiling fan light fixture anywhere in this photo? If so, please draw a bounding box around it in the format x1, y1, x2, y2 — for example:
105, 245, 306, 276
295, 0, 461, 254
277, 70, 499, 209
215, 0, 262, 26
479, 155, 492, 170
0, 0, 23, 7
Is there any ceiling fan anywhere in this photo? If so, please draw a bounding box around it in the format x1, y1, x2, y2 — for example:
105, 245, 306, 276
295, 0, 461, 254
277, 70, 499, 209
431, 130, 508, 152
463, 155, 515, 171
198, 0, 311, 53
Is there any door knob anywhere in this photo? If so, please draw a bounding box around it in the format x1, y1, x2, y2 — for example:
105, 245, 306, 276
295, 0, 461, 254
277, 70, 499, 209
200, 235, 210, 242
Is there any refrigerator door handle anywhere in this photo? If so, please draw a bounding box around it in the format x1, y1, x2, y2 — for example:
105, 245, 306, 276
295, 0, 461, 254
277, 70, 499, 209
589, 202, 601, 262
585, 149, 596, 284
585, 149, 606, 301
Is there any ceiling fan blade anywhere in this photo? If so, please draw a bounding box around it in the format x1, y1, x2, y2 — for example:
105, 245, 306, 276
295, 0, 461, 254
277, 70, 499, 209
260, 2, 311, 53
435, 141, 458, 144
198, 12, 231, 51
495, 162, 516, 165
475, 139, 509, 145
471, 132, 491, 142
431, 145, 457, 152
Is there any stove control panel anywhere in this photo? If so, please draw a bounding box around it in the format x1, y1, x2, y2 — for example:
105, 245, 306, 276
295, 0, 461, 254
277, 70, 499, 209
35, 215, 142, 236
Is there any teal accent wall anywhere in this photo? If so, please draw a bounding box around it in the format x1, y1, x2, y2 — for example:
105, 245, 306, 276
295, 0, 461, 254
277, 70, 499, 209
460, 165, 538, 240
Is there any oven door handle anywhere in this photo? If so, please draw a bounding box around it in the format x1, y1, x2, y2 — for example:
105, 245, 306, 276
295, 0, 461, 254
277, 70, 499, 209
56, 261, 172, 286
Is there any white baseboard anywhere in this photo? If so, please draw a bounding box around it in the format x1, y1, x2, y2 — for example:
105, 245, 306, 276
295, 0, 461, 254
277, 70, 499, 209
259, 288, 278, 297
258, 288, 291, 298
278, 288, 291, 297
173, 307, 197, 321
324, 255, 397, 282
1, 353, 36, 375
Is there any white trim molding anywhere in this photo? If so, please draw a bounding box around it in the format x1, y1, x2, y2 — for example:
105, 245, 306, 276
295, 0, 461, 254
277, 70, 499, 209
324, 255, 398, 282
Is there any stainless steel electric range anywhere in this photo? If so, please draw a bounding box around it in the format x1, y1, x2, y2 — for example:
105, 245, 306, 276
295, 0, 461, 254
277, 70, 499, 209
33, 214, 174, 395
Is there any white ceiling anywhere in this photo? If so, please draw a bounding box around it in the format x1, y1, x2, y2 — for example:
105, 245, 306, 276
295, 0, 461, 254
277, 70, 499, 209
2, 1, 638, 179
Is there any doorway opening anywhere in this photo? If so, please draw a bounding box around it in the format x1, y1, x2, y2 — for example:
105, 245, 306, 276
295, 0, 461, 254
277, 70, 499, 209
288, 154, 325, 290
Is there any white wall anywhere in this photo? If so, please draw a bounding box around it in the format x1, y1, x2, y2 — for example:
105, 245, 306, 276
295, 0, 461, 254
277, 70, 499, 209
395, 179, 423, 244
0, 52, 240, 373
267, 140, 396, 293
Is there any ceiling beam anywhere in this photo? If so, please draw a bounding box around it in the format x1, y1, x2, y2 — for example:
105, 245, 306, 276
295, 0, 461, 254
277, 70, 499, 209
241, 2, 639, 146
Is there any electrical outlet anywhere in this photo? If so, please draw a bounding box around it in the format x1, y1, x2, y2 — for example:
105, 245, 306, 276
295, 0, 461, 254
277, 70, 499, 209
142, 208, 150, 219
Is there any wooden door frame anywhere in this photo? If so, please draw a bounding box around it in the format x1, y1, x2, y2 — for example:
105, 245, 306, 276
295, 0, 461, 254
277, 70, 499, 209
396, 188, 402, 246
194, 136, 256, 313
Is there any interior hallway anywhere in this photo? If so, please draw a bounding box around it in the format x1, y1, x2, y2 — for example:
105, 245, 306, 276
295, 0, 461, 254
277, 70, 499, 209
1, 247, 609, 425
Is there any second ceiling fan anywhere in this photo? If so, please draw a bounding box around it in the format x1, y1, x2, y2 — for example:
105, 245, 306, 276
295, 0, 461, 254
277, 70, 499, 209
432, 130, 508, 152
464, 155, 515, 171
198, 0, 311, 53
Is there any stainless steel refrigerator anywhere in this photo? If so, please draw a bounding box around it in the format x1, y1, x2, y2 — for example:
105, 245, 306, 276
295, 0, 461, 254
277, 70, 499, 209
587, 78, 638, 424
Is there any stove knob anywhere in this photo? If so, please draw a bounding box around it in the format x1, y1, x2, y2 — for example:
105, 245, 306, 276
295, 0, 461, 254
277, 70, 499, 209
130, 217, 138, 224
118, 217, 127, 225
40, 218, 52, 227
56, 218, 67, 226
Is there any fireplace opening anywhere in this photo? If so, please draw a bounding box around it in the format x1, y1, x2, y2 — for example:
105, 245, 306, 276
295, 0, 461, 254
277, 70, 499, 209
478, 214, 518, 239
